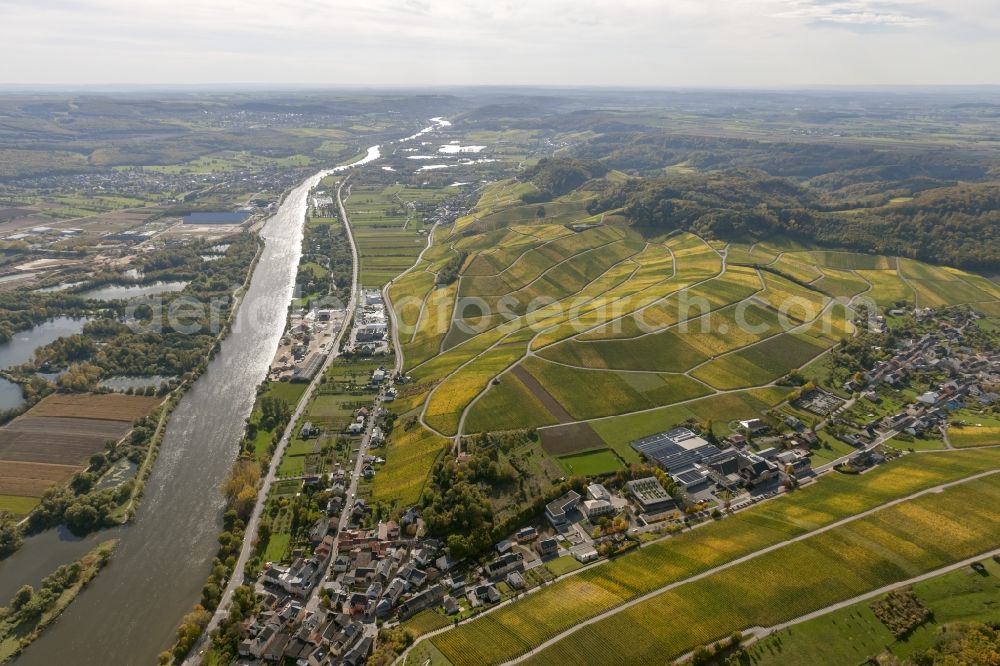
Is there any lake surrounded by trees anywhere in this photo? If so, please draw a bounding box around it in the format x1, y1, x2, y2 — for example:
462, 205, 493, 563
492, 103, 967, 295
0, 316, 91, 369
79, 280, 189, 301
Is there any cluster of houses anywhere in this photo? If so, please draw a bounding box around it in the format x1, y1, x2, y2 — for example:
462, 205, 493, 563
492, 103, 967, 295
858, 312, 999, 400
840, 311, 999, 447
239, 509, 451, 664
238, 596, 373, 665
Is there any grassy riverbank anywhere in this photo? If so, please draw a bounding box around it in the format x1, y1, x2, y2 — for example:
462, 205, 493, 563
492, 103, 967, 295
0, 540, 116, 663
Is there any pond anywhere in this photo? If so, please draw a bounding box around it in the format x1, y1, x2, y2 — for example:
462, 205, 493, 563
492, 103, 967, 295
35, 281, 87, 293
0, 377, 24, 411
79, 280, 188, 301
0, 316, 91, 369
98, 375, 174, 392
92, 458, 139, 492
182, 211, 251, 225
438, 144, 486, 154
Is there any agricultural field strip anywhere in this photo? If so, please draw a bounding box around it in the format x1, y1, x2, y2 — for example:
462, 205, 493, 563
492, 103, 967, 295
414, 242, 655, 438
407, 275, 437, 344
529, 262, 859, 381
425, 236, 720, 438
441, 276, 466, 355
491, 236, 629, 296
544, 236, 723, 344
682, 280, 866, 376
511, 242, 714, 353
450, 179, 531, 235
552, 264, 762, 345
404, 226, 573, 352
412, 462, 1000, 665
533, 285, 773, 371
686, 543, 1000, 663
532, 369, 791, 431
521, 251, 650, 329
514, 242, 684, 349
516, 470, 1000, 665
464, 228, 576, 278
385, 219, 442, 354
894, 256, 920, 307
897, 257, 1000, 304
406, 234, 649, 379
503, 469, 1000, 664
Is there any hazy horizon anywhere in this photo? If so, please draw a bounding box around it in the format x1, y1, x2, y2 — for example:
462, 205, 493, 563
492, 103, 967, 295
2, 0, 999, 87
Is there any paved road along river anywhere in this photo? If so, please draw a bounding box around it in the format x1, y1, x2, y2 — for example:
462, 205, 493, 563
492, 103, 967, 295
13, 154, 375, 665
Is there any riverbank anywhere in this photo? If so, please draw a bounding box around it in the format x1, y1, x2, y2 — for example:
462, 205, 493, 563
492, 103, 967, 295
177, 172, 365, 665
117, 233, 266, 524
0, 539, 116, 664
11, 169, 332, 666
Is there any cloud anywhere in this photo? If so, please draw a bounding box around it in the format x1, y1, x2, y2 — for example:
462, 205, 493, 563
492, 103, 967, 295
773, 0, 932, 29
0, 0, 997, 85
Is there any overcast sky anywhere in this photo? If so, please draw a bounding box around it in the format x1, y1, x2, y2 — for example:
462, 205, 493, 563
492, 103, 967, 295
1, 0, 998, 87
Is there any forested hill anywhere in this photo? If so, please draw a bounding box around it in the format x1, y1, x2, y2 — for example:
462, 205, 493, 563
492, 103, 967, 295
582, 169, 1000, 270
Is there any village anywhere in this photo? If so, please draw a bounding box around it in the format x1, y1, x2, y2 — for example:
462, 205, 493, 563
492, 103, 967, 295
223, 304, 1000, 666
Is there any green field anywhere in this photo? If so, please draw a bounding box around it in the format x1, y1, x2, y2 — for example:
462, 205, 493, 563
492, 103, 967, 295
557, 449, 624, 476
520, 356, 712, 421
545, 555, 585, 576
948, 424, 1000, 447
0, 494, 40, 518
372, 424, 450, 507
745, 556, 1000, 665
450, 473, 1000, 666
464, 371, 559, 433
250, 381, 309, 460
426, 450, 1000, 665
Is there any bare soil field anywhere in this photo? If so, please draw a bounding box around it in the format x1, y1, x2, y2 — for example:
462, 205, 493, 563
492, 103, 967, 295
0, 395, 157, 510
539, 421, 606, 456
511, 365, 573, 422
0, 416, 130, 465
28, 393, 161, 422
0, 461, 78, 497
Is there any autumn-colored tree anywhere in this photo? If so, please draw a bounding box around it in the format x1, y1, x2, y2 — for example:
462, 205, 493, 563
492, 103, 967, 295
222, 459, 261, 520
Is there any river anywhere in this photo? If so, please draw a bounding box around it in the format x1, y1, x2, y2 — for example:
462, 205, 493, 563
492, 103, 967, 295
10, 148, 379, 666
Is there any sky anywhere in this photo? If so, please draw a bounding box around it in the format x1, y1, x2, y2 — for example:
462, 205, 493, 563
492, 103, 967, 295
0, 0, 998, 87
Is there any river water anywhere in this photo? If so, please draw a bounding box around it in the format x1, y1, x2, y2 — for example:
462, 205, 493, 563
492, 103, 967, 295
10, 149, 378, 666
